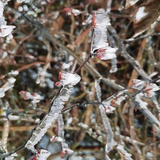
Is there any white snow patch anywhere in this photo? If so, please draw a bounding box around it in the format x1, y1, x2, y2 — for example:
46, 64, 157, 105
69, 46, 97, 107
135, 7, 147, 22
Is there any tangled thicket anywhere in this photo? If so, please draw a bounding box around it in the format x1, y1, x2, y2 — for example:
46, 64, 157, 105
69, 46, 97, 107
0, 0, 160, 159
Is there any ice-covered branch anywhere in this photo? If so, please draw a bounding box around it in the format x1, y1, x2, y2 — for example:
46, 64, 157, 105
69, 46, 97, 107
100, 78, 160, 128
102, 89, 127, 113
130, 79, 160, 128
99, 105, 115, 159
24, 71, 81, 153
108, 25, 151, 81
91, 9, 118, 73
95, 77, 115, 159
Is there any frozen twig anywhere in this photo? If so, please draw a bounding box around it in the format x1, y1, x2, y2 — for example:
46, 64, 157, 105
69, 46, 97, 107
129, 79, 160, 129
124, 32, 160, 42
95, 78, 102, 102
102, 89, 127, 113
57, 114, 74, 157
24, 71, 81, 153
95, 78, 114, 159
50, 135, 74, 158
101, 77, 124, 91
1, 72, 81, 158
130, 96, 160, 129
99, 105, 114, 158
108, 26, 151, 81
24, 113, 59, 153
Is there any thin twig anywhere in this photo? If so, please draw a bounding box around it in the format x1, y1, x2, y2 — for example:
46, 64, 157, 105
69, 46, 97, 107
124, 32, 160, 42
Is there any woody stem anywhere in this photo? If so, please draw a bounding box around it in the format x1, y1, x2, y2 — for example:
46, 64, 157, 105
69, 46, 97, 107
74, 54, 92, 74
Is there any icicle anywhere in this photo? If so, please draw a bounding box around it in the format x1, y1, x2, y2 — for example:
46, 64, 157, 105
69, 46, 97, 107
99, 105, 115, 158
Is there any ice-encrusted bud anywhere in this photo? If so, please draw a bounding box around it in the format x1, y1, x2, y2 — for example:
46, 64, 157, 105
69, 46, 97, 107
0, 25, 15, 37
59, 71, 81, 86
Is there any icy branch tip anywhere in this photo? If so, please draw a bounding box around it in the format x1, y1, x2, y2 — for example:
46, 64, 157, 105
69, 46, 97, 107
93, 9, 111, 27
56, 71, 81, 86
